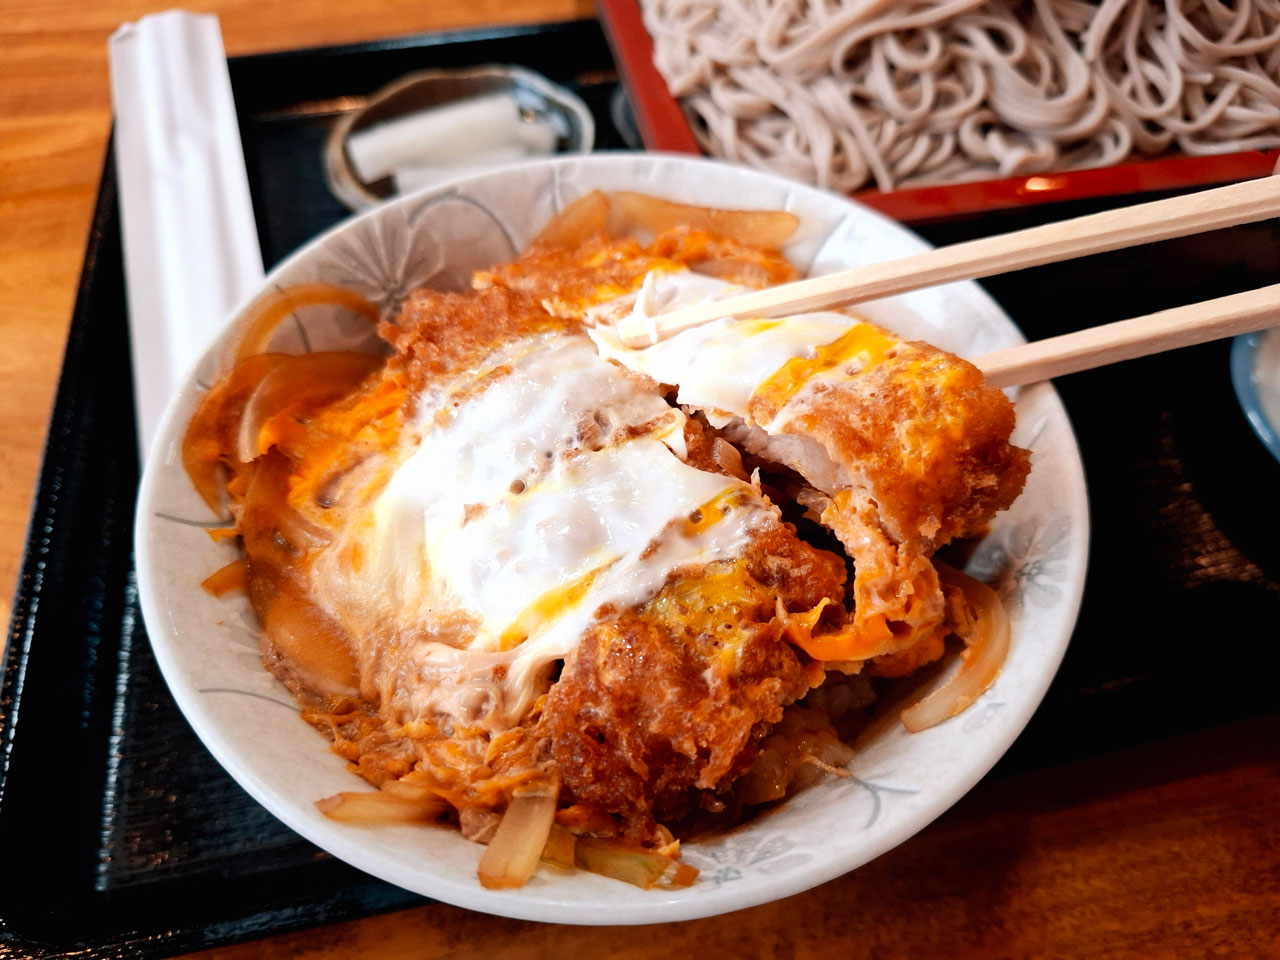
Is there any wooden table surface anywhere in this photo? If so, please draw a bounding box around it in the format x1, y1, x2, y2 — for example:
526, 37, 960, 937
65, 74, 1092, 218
1, 3, 1277, 958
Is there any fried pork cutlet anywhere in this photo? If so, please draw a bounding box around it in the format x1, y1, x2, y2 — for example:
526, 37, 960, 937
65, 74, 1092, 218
184, 199, 1030, 887
284, 277, 856, 835
582, 265, 1029, 670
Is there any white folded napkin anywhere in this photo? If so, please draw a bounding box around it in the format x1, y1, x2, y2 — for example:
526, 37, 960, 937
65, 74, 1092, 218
109, 10, 264, 457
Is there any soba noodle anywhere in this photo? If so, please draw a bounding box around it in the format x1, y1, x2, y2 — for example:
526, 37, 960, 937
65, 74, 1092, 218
641, 0, 1280, 191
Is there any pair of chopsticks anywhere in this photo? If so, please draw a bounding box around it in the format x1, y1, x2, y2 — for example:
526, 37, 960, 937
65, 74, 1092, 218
615, 176, 1280, 387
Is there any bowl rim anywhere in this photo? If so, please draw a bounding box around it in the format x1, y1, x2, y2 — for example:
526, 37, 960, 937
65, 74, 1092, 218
1230, 331, 1280, 464
135, 152, 1090, 924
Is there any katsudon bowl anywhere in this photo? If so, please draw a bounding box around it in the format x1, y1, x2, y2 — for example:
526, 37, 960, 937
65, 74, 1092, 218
135, 153, 1088, 924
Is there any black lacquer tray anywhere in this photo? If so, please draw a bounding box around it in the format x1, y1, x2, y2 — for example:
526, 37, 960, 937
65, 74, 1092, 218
3, 16, 1279, 959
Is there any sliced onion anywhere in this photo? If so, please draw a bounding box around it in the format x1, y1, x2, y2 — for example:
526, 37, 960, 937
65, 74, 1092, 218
262, 592, 360, 697
574, 838, 699, 889
477, 786, 558, 889
182, 353, 288, 511
900, 563, 1010, 733
231, 284, 379, 367
234, 450, 331, 561
235, 351, 382, 463
316, 789, 447, 824
540, 824, 577, 870
200, 559, 248, 597
609, 191, 800, 248
529, 190, 610, 248
379, 778, 442, 802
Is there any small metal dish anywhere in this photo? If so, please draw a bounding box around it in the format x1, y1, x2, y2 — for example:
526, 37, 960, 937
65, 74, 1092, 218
325, 65, 595, 210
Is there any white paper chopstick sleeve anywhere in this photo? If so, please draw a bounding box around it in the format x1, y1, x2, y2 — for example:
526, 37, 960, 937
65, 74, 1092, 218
109, 11, 265, 457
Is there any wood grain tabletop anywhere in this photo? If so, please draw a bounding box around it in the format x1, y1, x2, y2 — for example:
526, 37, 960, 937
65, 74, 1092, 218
1, 3, 1277, 958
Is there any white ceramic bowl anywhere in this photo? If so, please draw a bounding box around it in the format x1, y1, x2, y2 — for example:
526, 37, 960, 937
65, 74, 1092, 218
135, 153, 1089, 925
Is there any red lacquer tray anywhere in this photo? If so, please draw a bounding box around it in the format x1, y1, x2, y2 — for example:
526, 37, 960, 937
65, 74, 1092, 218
597, 0, 1279, 223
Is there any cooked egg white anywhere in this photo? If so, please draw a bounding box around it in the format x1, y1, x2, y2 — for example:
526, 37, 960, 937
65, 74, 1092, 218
586, 268, 930, 505
319, 330, 780, 730
587, 269, 872, 429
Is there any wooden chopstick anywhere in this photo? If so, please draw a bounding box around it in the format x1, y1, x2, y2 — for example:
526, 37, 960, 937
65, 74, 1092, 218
973, 282, 1280, 387
616, 175, 1280, 349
